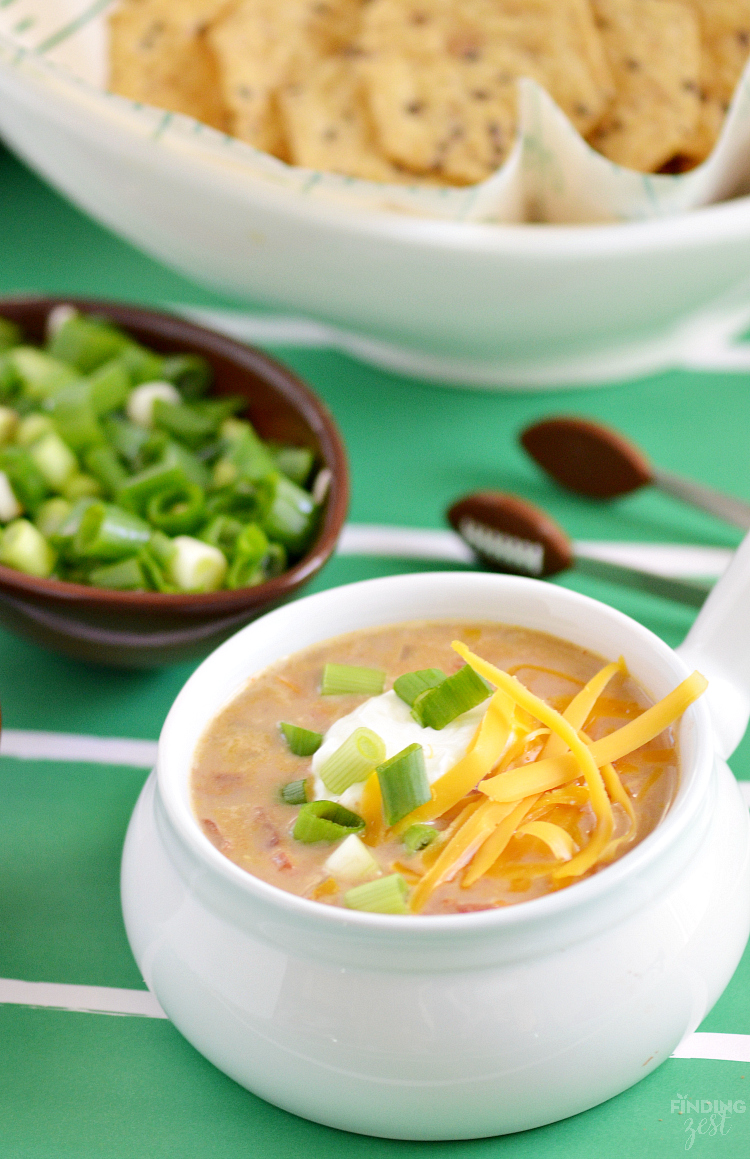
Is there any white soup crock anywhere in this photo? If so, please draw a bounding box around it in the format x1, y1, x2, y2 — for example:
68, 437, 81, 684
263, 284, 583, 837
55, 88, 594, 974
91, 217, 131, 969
121, 560, 750, 1139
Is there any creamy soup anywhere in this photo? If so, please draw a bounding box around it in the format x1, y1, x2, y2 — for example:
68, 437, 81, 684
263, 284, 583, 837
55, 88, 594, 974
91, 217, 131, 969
191, 620, 704, 915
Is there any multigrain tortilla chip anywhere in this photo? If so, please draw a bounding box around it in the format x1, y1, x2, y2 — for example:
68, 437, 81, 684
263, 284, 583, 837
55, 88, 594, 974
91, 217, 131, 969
683, 1, 750, 162
587, 0, 702, 172
280, 56, 412, 181
358, 0, 614, 184
207, 0, 362, 157
108, 0, 232, 131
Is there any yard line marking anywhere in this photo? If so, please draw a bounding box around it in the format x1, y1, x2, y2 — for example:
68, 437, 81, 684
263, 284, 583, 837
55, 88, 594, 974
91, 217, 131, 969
0, 976, 748, 1058
672, 1032, 750, 1064
0, 977, 167, 1019
0, 730, 158, 767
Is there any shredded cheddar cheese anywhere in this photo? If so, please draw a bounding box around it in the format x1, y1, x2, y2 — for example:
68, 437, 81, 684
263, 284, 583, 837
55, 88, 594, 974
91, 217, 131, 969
516, 821, 578, 861
452, 642, 615, 879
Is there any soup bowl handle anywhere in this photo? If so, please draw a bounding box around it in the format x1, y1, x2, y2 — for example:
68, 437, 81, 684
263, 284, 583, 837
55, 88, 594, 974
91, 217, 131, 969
677, 529, 750, 759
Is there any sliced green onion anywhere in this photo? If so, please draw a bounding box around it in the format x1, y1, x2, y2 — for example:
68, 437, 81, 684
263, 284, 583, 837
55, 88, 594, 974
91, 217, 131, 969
27, 432, 77, 490
147, 529, 175, 568
35, 497, 72, 539
199, 514, 244, 557
61, 473, 102, 501
344, 873, 409, 914
9, 347, 77, 398
272, 445, 314, 486
376, 743, 431, 826
279, 779, 309, 806
161, 440, 210, 488
102, 415, 149, 466
0, 471, 23, 521
393, 668, 447, 707
45, 384, 104, 452
226, 523, 269, 589
0, 519, 56, 577
137, 543, 177, 593
147, 482, 206, 535
293, 801, 365, 844
84, 445, 128, 497
167, 535, 227, 592
402, 824, 439, 853
126, 381, 180, 428
262, 474, 317, 554
15, 412, 52, 447
0, 354, 22, 404
47, 313, 128, 372
49, 497, 97, 557
152, 398, 219, 448
321, 663, 386, 696
119, 344, 164, 386
280, 722, 323, 756
411, 665, 491, 730
0, 405, 18, 447
0, 446, 48, 513
88, 556, 147, 590
73, 502, 151, 562
160, 352, 213, 399
0, 316, 21, 352
263, 541, 287, 578
324, 834, 379, 881
87, 357, 131, 415
319, 727, 386, 794
116, 462, 189, 515
227, 427, 277, 481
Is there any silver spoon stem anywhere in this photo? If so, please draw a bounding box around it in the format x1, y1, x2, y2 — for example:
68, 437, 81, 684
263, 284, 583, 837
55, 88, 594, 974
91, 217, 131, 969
653, 468, 750, 530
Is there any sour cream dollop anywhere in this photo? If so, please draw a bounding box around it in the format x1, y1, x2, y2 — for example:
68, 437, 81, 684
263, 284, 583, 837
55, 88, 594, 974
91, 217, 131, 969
311, 690, 488, 812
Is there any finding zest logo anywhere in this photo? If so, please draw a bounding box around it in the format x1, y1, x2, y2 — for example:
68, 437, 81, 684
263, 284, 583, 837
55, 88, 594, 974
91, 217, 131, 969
671, 1094, 746, 1150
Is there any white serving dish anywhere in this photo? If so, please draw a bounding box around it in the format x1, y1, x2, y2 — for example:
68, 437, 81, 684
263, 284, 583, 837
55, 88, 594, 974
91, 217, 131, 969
5, 7, 750, 386
121, 558, 750, 1139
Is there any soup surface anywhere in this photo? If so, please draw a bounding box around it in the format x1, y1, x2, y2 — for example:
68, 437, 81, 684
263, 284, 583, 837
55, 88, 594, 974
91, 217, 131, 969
191, 620, 686, 915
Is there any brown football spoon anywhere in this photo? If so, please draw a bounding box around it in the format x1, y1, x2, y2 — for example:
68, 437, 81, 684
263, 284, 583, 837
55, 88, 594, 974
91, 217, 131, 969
447, 491, 712, 608
521, 416, 750, 530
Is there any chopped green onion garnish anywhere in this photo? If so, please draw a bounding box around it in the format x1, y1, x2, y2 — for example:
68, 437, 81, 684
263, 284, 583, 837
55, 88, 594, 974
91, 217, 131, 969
344, 873, 409, 914
324, 834, 379, 881
167, 535, 227, 593
411, 665, 491, 730
293, 801, 365, 844
319, 727, 386, 794
0, 316, 22, 352
402, 824, 439, 853
73, 502, 151, 562
0, 518, 55, 577
393, 668, 447, 707
280, 722, 323, 756
35, 498, 72, 540
88, 555, 147, 590
272, 445, 314, 486
28, 431, 77, 490
279, 779, 310, 806
321, 663, 385, 696
376, 743, 431, 826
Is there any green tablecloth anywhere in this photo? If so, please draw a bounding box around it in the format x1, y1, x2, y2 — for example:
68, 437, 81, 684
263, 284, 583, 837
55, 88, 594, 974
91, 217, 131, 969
1, 142, 749, 1158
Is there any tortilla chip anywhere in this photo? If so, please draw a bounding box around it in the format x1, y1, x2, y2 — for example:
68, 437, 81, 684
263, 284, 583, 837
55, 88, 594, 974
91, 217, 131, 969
207, 0, 361, 157
280, 55, 414, 181
108, 0, 232, 131
358, 0, 614, 184
683, 1, 750, 162
587, 0, 702, 172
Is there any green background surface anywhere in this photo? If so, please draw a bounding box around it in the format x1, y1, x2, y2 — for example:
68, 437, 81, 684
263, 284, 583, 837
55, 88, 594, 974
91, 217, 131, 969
1, 141, 749, 1157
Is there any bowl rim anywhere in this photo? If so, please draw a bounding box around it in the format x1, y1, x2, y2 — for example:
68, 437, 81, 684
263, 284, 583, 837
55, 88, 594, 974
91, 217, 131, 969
3, 38, 750, 252
157, 570, 716, 936
0, 294, 349, 609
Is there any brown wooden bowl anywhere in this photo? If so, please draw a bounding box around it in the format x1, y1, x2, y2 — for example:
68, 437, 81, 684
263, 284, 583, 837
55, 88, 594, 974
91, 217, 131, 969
0, 297, 349, 668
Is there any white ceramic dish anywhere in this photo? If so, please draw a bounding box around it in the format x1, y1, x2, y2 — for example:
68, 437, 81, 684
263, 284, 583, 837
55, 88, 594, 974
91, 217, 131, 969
5, 10, 750, 386
121, 558, 750, 1139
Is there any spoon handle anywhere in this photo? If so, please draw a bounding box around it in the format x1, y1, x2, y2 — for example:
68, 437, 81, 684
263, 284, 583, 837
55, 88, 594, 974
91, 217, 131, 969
574, 555, 712, 608
653, 468, 750, 530
677, 529, 750, 757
